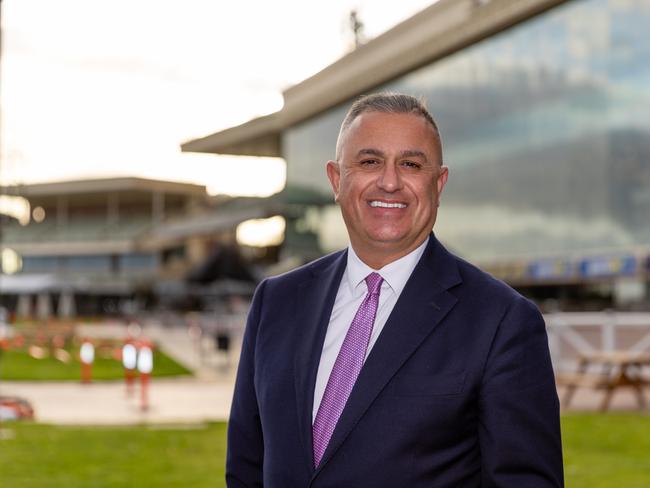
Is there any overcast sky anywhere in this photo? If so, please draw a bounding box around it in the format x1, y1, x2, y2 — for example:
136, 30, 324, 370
1, 0, 434, 196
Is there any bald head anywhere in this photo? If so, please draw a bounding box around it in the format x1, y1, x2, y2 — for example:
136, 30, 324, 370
335, 92, 443, 163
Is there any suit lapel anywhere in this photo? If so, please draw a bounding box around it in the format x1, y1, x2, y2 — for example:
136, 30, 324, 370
314, 236, 462, 473
294, 250, 347, 473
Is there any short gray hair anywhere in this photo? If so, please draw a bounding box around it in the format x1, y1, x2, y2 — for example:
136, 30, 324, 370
335, 92, 441, 160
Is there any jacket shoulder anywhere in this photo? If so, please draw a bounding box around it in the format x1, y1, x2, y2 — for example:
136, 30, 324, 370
263, 249, 345, 287
451, 252, 537, 311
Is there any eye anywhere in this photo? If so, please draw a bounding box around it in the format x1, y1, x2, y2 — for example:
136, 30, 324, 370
360, 159, 380, 166
401, 160, 421, 169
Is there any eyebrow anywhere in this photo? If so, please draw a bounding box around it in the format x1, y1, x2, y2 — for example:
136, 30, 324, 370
355, 148, 428, 161
400, 149, 427, 160
356, 148, 385, 158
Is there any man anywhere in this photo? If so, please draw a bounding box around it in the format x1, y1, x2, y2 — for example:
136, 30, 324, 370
227, 93, 563, 487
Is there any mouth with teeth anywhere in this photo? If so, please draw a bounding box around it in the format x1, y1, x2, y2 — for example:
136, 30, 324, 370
369, 200, 407, 209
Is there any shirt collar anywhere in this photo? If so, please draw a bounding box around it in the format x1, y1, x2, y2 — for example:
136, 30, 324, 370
345, 237, 429, 297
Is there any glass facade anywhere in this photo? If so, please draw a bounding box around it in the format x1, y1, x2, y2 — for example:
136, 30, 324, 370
283, 0, 650, 267
21, 253, 158, 275
119, 253, 158, 271
21, 256, 61, 273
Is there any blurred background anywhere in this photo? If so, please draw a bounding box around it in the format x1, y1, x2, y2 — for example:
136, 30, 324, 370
1, 0, 649, 486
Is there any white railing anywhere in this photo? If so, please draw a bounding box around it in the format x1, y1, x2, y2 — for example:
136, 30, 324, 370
544, 312, 650, 372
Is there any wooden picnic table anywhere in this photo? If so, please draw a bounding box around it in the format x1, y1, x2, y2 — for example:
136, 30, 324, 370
558, 351, 650, 411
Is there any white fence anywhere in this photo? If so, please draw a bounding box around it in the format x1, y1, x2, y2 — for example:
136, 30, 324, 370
544, 312, 650, 372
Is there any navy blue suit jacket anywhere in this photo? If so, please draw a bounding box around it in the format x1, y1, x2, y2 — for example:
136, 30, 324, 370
227, 236, 563, 487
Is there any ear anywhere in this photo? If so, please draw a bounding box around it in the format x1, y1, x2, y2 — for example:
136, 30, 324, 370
435, 165, 449, 205
326, 161, 341, 202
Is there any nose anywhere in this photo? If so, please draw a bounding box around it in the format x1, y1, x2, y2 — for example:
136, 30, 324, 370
377, 161, 402, 192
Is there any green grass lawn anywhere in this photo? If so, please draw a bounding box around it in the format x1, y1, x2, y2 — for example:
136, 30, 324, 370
0, 422, 227, 487
562, 413, 650, 488
1, 414, 649, 487
0, 347, 191, 381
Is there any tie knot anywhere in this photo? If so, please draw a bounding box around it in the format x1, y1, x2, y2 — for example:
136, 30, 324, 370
365, 272, 383, 295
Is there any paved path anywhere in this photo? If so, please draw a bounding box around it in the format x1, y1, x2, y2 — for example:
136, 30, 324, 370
556, 386, 647, 413
4, 379, 646, 426
2, 377, 235, 425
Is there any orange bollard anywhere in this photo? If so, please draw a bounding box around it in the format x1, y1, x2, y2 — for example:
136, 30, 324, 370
80, 338, 95, 384
137, 340, 153, 411
140, 371, 150, 411
122, 340, 137, 395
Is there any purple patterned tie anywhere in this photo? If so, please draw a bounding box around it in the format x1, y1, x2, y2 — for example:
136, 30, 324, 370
312, 272, 383, 467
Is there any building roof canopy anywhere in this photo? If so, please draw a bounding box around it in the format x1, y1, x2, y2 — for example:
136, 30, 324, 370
181, 0, 568, 157
1, 177, 208, 208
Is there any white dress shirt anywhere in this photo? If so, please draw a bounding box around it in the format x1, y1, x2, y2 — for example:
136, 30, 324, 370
312, 237, 429, 421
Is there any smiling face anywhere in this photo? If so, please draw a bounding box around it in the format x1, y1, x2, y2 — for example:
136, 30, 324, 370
327, 111, 449, 269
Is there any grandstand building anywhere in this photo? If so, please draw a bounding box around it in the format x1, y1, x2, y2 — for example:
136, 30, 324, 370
0, 177, 265, 316
182, 0, 650, 308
